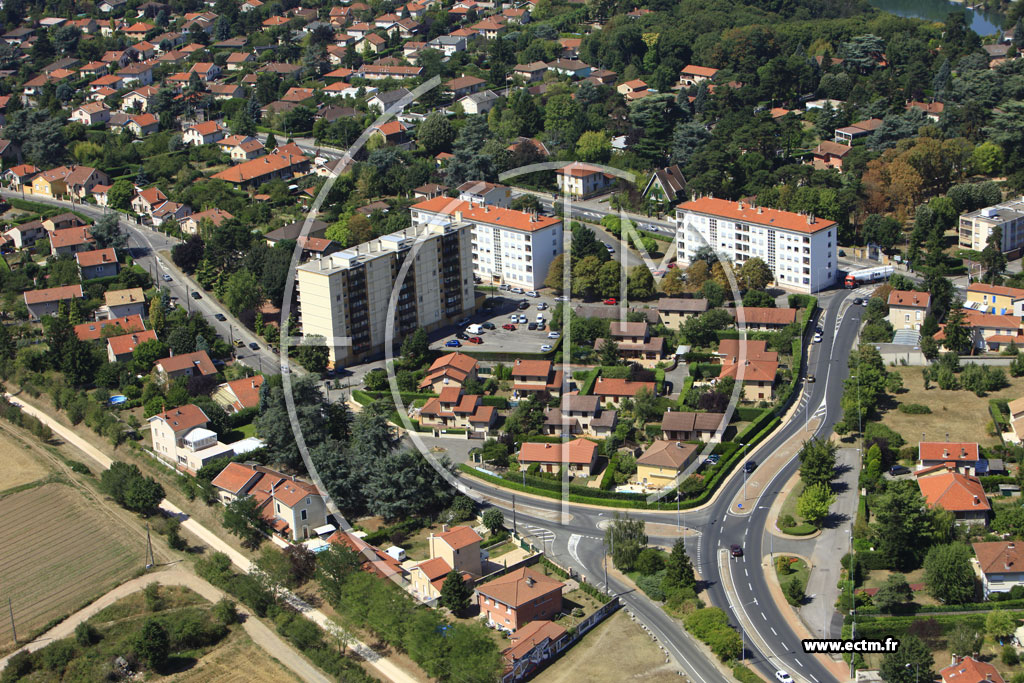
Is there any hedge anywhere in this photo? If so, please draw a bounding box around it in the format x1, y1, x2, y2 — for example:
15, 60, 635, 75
655, 367, 665, 394
480, 396, 509, 409
847, 613, 994, 640
856, 598, 1024, 615
781, 523, 817, 536
521, 435, 570, 444
691, 363, 721, 380
600, 453, 620, 490
733, 663, 762, 683
980, 474, 1016, 492
578, 367, 600, 396
733, 406, 764, 421
351, 389, 374, 406
363, 390, 438, 402
363, 517, 427, 546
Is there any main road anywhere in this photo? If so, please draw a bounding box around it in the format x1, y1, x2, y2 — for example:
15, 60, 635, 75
3, 190, 288, 376
450, 286, 863, 683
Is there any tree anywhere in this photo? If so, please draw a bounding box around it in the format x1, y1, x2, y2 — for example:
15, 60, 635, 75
987, 607, 1016, 639
797, 482, 836, 528
572, 254, 603, 298
482, 508, 504, 535
873, 573, 913, 613
417, 110, 455, 154
942, 305, 971, 355
798, 438, 837, 488
662, 538, 696, 594
570, 222, 609, 265
627, 265, 655, 300
135, 618, 170, 669
172, 236, 205, 273
223, 495, 266, 550
90, 213, 127, 250
661, 268, 686, 295
400, 327, 429, 368
741, 290, 774, 308
605, 513, 647, 571
738, 257, 773, 291
107, 179, 135, 211
981, 225, 1007, 284
597, 261, 622, 299
576, 130, 611, 163
439, 570, 472, 613
862, 214, 903, 251
599, 337, 621, 366
254, 546, 294, 596
879, 634, 934, 683
923, 543, 975, 604
224, 269, 263, 317
545, 253, 567, 291
873, 480, 937, 571
687, 259, 710, 288
947, 622, 981, 657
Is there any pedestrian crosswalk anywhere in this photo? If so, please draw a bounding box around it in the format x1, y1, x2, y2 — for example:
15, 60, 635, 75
520, 524, 555, 543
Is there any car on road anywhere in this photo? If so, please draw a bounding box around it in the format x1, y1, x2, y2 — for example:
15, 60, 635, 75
554, 295, 569, 302
499, 284, 510, 291
249, 342, 259, 351
603, 242, 614, 252
234, 339, 244, 348
852, 297, 863, 305
511, 287, 524, 294
445, 339, 461, 347
861, 298, 869, 306
467, 336, 483, 344
481, 322, 496, 330
456, 332, 469, 340
162, 274, 172, 282
457, 317, 471, 327
525, 291, 539, 298
548, 331, 560, 339
538, 302, 549, 310
743, 461, 757, 473
540, 344, 552, 352
603, 298, 617, 305
807, 374, 815, 383
215, 313, 227, 321
191, 291, 201, 299
528, 322, 538, 330
776, 672, 793, 683
730, 544, 743, 558
890, 465, 911, 476
813, 332, 822, 343
503, 323, 516, 331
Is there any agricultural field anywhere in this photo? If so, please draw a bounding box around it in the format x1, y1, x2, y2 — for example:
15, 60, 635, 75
0, 433, 50, 494
0, 483, 146, 655
169, 629, 301, 683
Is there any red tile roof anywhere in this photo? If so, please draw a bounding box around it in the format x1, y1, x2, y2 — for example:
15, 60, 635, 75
677, 196, 836, 235
411, 196, 561, 233
150, 404, 209, 433
967, 282, 1024, 299
75, 247, 117, 267
74, 314, 145, 341
518, 439, 597, 466
918, 472, 989, 513
681, 64, 718, 77
107, 329, 158, 357
888, 290, 930, 308
592, 377, 655, 398
156, 350, 217, 375
24, 284, 84, 305
211, 461, 262, 495
436, 525, 482, 550
941, 656, 1004, 683
50, 227, 92, 249
972, 541, 1024, 576
504, 620, 567, 663
476, 566, 563, 609
219, 375, 264, 411
919, 442, 980, 463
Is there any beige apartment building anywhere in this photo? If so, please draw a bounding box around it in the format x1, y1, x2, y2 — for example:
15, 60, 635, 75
296, 222, 475, 367
959, 197, 1024, 258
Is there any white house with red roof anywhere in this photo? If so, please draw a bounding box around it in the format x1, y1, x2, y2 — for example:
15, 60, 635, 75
183, 120, 225, 146
211, 462, 327, 540
918, 470, 989, 525
517, 438, 599, 477
212, 375, 264, 413
918, 442, 980, 473
941, 656, 1004, 683
106, 329, 157, 362
409, 525, 483, 602
555, 162, 615, 199
148, 404, 235, 473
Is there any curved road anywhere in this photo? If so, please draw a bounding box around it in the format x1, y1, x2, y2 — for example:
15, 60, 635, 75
452, 287, 863, 683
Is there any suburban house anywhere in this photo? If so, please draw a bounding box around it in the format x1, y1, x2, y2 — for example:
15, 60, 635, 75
419, 352, 479, 392
100, 288, 148, 323
183, 121, 225, 146
887, 290, 931, 331
24, 284, 84, 320
211, 462, 327, 540
592, 377, 656, 406
935, 308, 1024, 352
477, 566, 564, 632
106, 329, 158, 363
2, 220, 47, 250
636, 440, 699, 488
74, 315, 145, 341
661, 410, 725, 443
966, 282, 1024, 316
732, 307, 798, 331
410, 525, 482, 601
716, 339, 779, 401
679, 64, 718, 87
834, 117, 884, 144
940, 657, 1004, 683
70, 101, 111, 125
50, 227, 94, 256
555, 163, 615, 199
75, 247, 119, 280
595, 322, 664, 367
148, 404, 235, 474
918, 442, 980, 473
212, 375, 265, 413
457, 180, 512, 208
418, 387, 497, 435
918, 471, 990, 525
643, 165, 687, 207
211, 152, 311, 189
513, 61, 547, 82
972, 541, 1024, 599
543, 394, 617, 438
181, 208, 234, 236
326, 530, 403, 579
516, 438, 599, 477
511, 359, 564, 398
809, 141, 852, 172
501, 620, 568, 683
658, 297, 709, 328
154, 350, 217, 385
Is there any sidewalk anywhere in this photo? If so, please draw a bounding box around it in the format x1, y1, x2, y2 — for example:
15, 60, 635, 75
5, 392, 418, 683
0, 568, 330, 683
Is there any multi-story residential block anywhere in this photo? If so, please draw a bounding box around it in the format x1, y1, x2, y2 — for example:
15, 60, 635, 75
296, 222, 475, 367
410, 196, 563, 290
887, 290, 931, 331
674, 197, 837, 293
958, 197, 1024, 257
966, 282, 1024, 316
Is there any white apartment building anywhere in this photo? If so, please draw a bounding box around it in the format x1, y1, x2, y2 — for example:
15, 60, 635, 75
411, 196, 563, 291
674, 196, 837, 293
296, 222, 475, 367
959, 197, 1024, 258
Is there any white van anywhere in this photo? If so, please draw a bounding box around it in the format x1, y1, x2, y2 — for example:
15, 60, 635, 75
466, 324, 483, 335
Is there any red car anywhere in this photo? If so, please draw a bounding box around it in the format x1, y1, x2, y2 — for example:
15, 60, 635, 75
467, 336, 483, 344
603, 298, 617, 305
667, 262, 678, 269
502, 323, 516, 331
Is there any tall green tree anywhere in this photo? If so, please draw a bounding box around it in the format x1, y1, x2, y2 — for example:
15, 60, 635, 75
879, 634, 933, 683
981, 225, 1007, 283
662, 538, 696, 593
439, 570, 471, 613
872, 573, 913, 613
872, 480, 936, 571
942, 305, 972, 355
798, 438, 837, 488
796, 482, 836, 528
222, 495, 267, 550
923, 543, 975, 604
605, 513, 647, 571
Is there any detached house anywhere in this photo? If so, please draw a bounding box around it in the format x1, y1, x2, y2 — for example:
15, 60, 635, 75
50, 227, 94, 256
183, 121, 225, 146
24, 284, 84, 320
100, 287, 146, 319
973, 541, 1024, 599
211, 462, 327, 540
212, 375, 264, 413
75, 247, 119, 280
70, 102, 111, 126
679, 64, 718, 87
148, 404, 235, 473
592, 377, 656, 406
595, 321, 663, 367
555, 163, 615, 199
941, 657, 1004, 683
543, 394, 617, 438
637, 440, 699, 488
74, 315, 145, 341
732, 307, 798, 331
106, 329, 158, 362
419, 352, 478, 392
517, 439, 599, 477
154, 350, 217, 384
658, 297, 709, 328
918, 442, 980, 473
887, 290, 931, 331
661, 409, 725, 443
418, 387, 497, 436
477, 567, 564, 633
409, 525, 482, 602
511, 359, 564, 398
809, 141, 852, 172
717, 339, 779, 401
918, 471, 989, 525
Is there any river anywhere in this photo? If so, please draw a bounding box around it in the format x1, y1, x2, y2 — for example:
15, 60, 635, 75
868, 0, 1005, 35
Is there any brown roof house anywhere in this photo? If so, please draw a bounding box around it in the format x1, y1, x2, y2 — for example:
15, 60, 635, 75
511, 359, 564, 398
154, 350, 217, 385
517, 438, 599, 477
594, 321, 664, 367
477, 567, 564, 632
212, 375, 265, 413
636, 440, 699, 488
419, 352, 479, 392
24, 284, 84, 320
658, 297, 709, 328
543, 394, 617, 438
918, 471, 989, 525
418, 386, 497, 436
409, 525, 483, 602
148, 404, 235, 474
717, 339, 779, 401
972, 541, 1024, 599
661, 409, 725, 443
211, 462, 327, 540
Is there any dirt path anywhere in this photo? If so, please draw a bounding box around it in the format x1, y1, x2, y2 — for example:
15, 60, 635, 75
0, 568, 330, 683
5, 393, 419, 683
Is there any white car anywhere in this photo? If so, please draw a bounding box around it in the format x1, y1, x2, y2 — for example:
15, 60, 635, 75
540, 344, 553, 352
518, 315, 528, 324
813, 333, 822, 343
548, 331, 560, 339
538, 302, 549, 310
775, 672, 793, 683
511, 287, 524, 294
510, 314, 519, 322
554, 295, 568, 302
162, 274, 172, 282
525, 291, 540, 298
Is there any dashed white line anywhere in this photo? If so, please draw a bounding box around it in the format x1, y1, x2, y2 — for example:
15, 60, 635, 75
811, 675, 820, 682
760, 612, 766, 621
795, 658, 804, 668
744, 568, 748, 576
771, 628, 778, 636
748, 582, 752, 590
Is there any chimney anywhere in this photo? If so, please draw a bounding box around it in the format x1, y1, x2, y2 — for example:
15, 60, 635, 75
525, 576, 535, 587
807, 213, 815, 224
961, 447, 966, 458
442, 524, 448, 533
974, 495, 981, 506
757, 206, 763, 214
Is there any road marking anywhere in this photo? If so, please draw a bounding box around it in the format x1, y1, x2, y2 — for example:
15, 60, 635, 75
811, 675, 820, 682
744, 568, 748, 577
771, 627, 778, 636
761, 612, 766, 621
748, 582, 752, 590
568, 534, 583, 569
795, 658, 804, 668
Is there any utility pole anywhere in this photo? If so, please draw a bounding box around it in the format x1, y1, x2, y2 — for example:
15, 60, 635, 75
8, 597, 15, 644
146, 522, 155, 569
512, 493, 517, 534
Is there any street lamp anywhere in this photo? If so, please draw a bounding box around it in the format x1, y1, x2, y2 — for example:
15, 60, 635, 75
848, 526, 856, 678
738, 597, 758, 663
905, 662, 919, 683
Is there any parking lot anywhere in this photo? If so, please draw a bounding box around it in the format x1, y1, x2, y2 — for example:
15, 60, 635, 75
428, 291, 564, 354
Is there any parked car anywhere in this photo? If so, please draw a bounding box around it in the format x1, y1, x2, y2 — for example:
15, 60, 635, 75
890, 464, 911, 476
806, 374, 816, 383
234, 339, 244, 348
852, 297, 863, 305
518, 315, 528, 324
775, 672, 793, 683
603, 298, 617, 305
456, 332, 469, 340
518, 301, 530, 310
861, 298, 869, 306
540, 344, 553, 352
743, 460, 757, 473
503, 324, 516, 331
525, 291, 540, 298
603, 242, 614, 252
481, 322, 496, 330
215, 313, 226, 321
499, 284, 510, 290
528, 322, 538, 330
249, 342, 259, 350
191, 291, 201, 299
162, 274, 172, 282
445, 339, 461, 347
706, 454, 720, 464
813, 332, 822, 343
511, 287, 524, 294
554, 295, 569, 302
538, 302, 549, 310
730, 544, 743, 558
467, 336, 483, 344
548, 331, 560, 339
457, 317, 471, 327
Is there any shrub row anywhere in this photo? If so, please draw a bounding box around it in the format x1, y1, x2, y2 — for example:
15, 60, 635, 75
363, 517, 427, 546
578, 367, 601, 396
